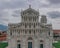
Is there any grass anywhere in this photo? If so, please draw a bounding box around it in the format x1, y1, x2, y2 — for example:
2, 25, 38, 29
53, 41, 60, 48
0, 42, 8, 48
0, 41, 60, 48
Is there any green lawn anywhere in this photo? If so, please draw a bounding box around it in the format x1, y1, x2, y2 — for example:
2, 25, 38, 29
0, 41, 60, 48
53, 41, 60, 48
0, 42, 8, 48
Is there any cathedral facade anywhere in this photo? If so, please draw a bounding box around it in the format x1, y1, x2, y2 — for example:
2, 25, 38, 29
7, 5, 53, 48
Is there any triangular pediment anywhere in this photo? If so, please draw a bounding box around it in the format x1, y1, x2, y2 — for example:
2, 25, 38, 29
21, 5, 39, 15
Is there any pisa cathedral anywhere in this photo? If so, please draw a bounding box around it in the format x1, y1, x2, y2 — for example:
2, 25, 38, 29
7, 5, 53, 48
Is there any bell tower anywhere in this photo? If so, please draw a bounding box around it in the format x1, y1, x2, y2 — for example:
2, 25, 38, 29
40, 15, 47, 24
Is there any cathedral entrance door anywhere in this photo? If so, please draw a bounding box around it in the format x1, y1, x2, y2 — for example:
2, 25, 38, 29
40, 44, 43, 48
28, 42, 32, 48
17, 44, 21, 48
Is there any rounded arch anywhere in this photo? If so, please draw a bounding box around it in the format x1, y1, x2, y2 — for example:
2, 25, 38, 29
27, 37, 33, 40
40, 40, 44, 42
17, 40, 21, 42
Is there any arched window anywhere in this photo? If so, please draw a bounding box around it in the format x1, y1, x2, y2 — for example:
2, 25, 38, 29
10, 32, 12, 36
28, 37, 33, 40
34, 23, 35, 28
49, 29, 50, 36
17, 40, 20, 42
29, 30, 31, 34
25, 30, 27, 34
40, 40, 43, 42
34, 30, 35, 34
29, 23, 31, 28
25, 24, 27, 28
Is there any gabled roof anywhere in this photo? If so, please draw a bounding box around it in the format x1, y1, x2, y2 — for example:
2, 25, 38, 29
53, 30, 60, 33
0, 32, 7, 41
21, 5, 39, 14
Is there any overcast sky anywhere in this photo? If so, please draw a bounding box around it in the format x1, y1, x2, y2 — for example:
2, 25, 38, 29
0, 0, 60, 29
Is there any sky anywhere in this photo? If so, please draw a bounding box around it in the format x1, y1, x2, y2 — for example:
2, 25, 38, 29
0, 0, 60, 29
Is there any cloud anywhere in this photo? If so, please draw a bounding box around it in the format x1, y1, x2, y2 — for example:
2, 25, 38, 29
12, 9, 21, 17
19, 0, 49, 8
50, 18, 60, 29
0, 0, 60, 29
0, 8, 22, 26
47, 11, 60, 18
48, 0, 60, 4
0, 0, 28, 10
